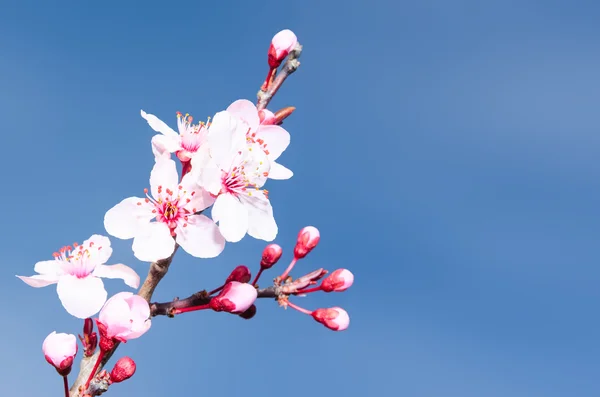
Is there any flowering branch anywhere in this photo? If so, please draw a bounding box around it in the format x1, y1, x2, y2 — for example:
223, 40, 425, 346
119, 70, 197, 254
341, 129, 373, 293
257, 41, 303, 111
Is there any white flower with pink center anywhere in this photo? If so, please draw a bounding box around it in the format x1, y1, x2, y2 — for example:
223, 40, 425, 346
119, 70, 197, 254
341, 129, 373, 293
227, 99, 293, 180
141, 110, 209, 162
16, 235, 139, 319
191, 110, 278, 243
104, 157, 224, 262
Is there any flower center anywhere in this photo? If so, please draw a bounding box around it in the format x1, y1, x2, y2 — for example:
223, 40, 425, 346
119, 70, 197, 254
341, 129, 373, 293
176, 112, 209, 154
140, 185, 199, 236
53, 243, 96, 278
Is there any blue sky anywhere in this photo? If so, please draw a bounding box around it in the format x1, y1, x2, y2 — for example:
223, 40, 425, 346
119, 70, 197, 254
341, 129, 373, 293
2, 0, 600, 396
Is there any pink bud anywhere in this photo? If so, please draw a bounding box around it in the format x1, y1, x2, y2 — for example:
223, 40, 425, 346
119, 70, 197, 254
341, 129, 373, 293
238, 304, 257, 320
98, 292, 151, 345
321, 269, 354, 292
294, 226, 320, 259
42, 331, 78, 376
210, 282, 257, 314
312, 307, 350, 331
226, 265, 251, 284
110, 357, 136, 383
268, 29, 298, 68
258, 109, 276, 125
261, 244, 283, 269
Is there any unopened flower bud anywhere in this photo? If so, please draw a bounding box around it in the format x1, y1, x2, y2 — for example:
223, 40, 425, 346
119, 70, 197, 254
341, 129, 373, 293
312, 307, 350, 331
79, 318, 97, 357
294, 226, 320, 259
238, 304, 257, 320
273, 106, 296, 125
268, 29, 298, 68
110, 357, 136, 383
261, 244, 283, 269
258, 109, 276, 125
226, 265, 251, 284
321, 269, 354, 292
210, 282, 257, 314
42, 331, 78, 376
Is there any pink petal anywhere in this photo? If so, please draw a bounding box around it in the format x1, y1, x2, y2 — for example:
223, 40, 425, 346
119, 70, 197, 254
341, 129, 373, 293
190, 148, 222, 195
141, 110, 179, 138
240, 193, 278, 242
176, 214, 225, 258
255, 125, 290, 161
16, 274, 60, 288
150, 157, 179, 199
212, 193, 248, 243
332, 307, 350, 331
271, 29, 298, 55
221, 281, 257, 313
104, 197, 155, 239
93, 264, 140, 289
132, 222, 175, 262
268, 162, 293, 180
57, 274, 108, 319
99, 293, 133, 338
151, 134, 181, 159
207, 111, 247, 168
180, 173, 216, 211
33, 260, 62, 276
81, 235, 113, 265
42, 332, 77, 367
227, 99, 260, 132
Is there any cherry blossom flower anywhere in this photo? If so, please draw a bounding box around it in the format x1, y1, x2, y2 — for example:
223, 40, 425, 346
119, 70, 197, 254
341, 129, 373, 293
141, 110, 209, 162
191, 110, 278, 243
17, 235, 139, 319
209, 282, 258, 314
227, 99, 293, 180
42, 331, 77, 376
104, 157, 225, 262
97, 292, 151, 343
268, 29, 298, 68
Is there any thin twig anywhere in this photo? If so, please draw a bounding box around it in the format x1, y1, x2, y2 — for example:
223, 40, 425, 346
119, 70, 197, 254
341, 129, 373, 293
256, 43, 303, 111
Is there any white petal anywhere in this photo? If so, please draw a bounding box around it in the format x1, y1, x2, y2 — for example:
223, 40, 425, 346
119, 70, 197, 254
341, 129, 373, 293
151, 134, 181, 159
268, 161, 294, 180
176, 214, 226, 258
57, 275, 107, 318
132, 222, 176, 262
227, 99, 260, 132
207, 111, 247, 167
255, 125, 290, 161
240, 192, 278, 241
212, 193, 248, 243
16, 274, 60, 288
93, 264, 140, 289
180, 173, 216, 212
81, 235, 113, 265
33, 260, 62, 276
141, 110, 179, 138
150, 157, 179, 199
104, 197, 155, 239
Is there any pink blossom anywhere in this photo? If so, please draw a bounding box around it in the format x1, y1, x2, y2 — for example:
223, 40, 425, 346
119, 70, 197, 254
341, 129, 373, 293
17, 235, 139, 318
227, 99, 293, 180
42, 331, 77, 376
210, 282, 257, 314
321, 269, 354, 292
294, 226, 320, 259
110, 357, 136, 383
104, 157, 225, 262
268, 29, 298, 68
312, 307, 350, 331
141, 110, 209, 162
98, 292, 151, 343
260, 244, 283, 269
191, 111, 278, 242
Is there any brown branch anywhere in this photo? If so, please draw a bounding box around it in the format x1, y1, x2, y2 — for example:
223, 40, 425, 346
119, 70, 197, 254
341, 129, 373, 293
69, 246, 179, 396
256, 42, 303, 111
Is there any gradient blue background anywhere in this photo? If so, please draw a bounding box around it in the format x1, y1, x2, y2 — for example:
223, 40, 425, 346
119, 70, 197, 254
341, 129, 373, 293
2, 1, 599, 396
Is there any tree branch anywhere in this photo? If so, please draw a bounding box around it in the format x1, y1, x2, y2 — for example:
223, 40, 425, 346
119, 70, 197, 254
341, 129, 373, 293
256, 42, 303, 111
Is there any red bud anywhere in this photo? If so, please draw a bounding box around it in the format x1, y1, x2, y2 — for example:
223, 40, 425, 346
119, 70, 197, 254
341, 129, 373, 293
261, 244, 283, 269
110, 357, 136, 383
226, 265, 251, 284
294, 226, 320, 259
238, 304, 257, 320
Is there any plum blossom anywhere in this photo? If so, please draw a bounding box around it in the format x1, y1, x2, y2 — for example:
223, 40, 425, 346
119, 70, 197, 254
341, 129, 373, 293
17, 235, 139, 319
97, 292, 151, 343
192, 110, 278, 243
104, 157, 225, 262
227, 99, 293, 180
42, 331, 78, 376
141, 110, 209, 162
210, 282, 258, 314
268, 29, 298, 68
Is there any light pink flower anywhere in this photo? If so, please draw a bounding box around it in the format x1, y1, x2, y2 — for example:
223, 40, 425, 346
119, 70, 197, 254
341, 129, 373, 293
98, 292, 151, 342
294, 226, 320, 259
43, 331, 77, 375
321, 269, 354, 292
192, 111, 278, 243
17, 235, 139, 319
268, 29, 298, 68
104, 157, 225, 262
227, 99, 293, 180
312, 307, 350, 331
210, 282, 257, 314
141, 110, 209, 162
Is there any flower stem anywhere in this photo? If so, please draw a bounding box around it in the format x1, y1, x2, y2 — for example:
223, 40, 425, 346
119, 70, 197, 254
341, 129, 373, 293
208, 285, 224, 295
279, 258, 298, 282
293, 286, 322, 294
172, 303, 211, 315
63, 376, 69, 397
286, 300, 313, 315
252, 268, 264, 286
84, 349, 105, 390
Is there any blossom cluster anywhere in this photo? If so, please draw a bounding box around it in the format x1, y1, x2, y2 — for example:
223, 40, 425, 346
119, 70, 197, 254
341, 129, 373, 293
17, 29, 353, 397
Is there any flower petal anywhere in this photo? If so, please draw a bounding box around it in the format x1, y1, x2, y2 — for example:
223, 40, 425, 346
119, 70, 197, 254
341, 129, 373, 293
268, 161, 294, 180
141, 110, 179, 138
104, 197, 155, 239
180, 172, 216, 211
176, 214, 226, 258
255, 125, 290, 161
132, 222, 175, 262
150, 157, 179, 199
151, 134, 181, 159
207, 111, 247, 167
93, 264, 140, 289
34, 260, 62, 276
16, 274, 60, 288
212, 193, 248, 243
240, 192, 278, 241
81, 235, 113, 265
57, 275, 107, 318
227, 99, 260, 132
191, 150, 222, 195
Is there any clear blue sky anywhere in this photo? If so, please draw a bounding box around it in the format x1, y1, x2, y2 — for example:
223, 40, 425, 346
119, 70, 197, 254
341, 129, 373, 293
2, 1, 600, 396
